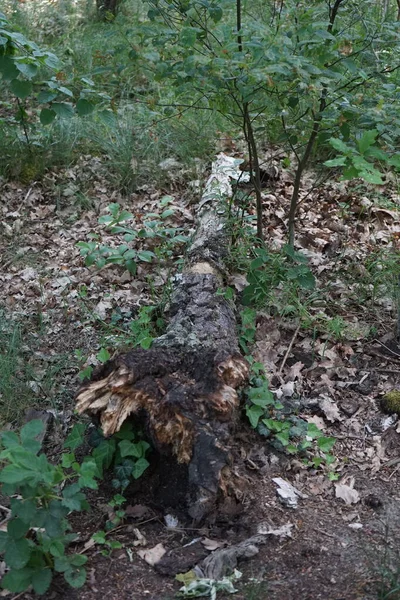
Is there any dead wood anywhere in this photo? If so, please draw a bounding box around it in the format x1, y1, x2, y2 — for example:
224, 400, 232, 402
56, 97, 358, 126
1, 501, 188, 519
75, 155, 249, 521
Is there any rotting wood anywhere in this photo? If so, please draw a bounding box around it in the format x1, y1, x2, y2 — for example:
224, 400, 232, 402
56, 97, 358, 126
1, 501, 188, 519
75, 154, 250, 521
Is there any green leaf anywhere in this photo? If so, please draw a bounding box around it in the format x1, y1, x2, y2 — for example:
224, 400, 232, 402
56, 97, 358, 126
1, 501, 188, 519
140, 336, 153, 350
76, 98, 94, 116
324, 157, 347, 168
247, 386, 275, 408
78, 460, 98, 489
245, 405, 264, 428
20, 419, 44, 447
0, 531, 8, 552
62, 484, 88, 511
61, 452, 76, 468
64, 423, 86, 450
10, 499, 36, 523
118, 440, 144, 458
5, 538, 31, 569
98, 109, 117, 127
15, 62, 38, 79
0, 55, 18, 80
96, 348, 110, 363
37, 90, 57, 103
10, 79, 32, 100
51, 102, 74, 119
317, 436, 336, 453
297, 271, 316, 290
54, 556, 71, 573
137, 250, 155, 262
92, 439, 116, 473
92, 531, 106, 544
1, 430, 19, 449
40, 108, 57, 125
1, 567, 34, 593
0, 465, 33, 484
57, 85, 74, 97
307, 423, 322, 439
357, 129, 378, 154
388, 154, 400, 169
115, 423, 135, 441
114, 459, 134, 482
64, 566, 86, 588
7, 518, 30, 540
32, 568, 52, 595
69, 554, 88, 567
209, 5, 223, 21
49, 540, 65, 557
275, 431, 290, 446
329, 138, 351, 154
359, 170, 384, 185
133, 458, 149, 479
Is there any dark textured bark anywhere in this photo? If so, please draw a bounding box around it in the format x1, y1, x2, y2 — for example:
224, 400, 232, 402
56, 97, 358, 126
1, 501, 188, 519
76, 158, 249, 521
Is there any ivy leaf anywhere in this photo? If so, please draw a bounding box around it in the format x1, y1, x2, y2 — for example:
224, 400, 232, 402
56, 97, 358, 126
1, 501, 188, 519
317, 436, 336, 453
92, 439, 116, 474
114, 459, 134, 482
245, 405, 264, 428
63, 423, 86, 450
133, 458, 149, 479
10, 79, 32, 99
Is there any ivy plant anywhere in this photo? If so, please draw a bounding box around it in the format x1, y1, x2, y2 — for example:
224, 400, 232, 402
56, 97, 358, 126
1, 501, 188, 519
89, 422, 150, 491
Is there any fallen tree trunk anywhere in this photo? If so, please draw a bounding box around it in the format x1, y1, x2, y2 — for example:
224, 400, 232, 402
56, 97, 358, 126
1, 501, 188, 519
76, 155, 250, 521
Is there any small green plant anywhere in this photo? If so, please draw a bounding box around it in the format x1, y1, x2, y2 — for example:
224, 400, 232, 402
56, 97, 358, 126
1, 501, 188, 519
105, 494, 126, 529
91, 530, 123, 557
77, 200, 189, 275
89, 422, 150, 491
241, 245, 316, 309
0, 420, 95, 594
324, 130, 400, 184
241, 304, 337, 477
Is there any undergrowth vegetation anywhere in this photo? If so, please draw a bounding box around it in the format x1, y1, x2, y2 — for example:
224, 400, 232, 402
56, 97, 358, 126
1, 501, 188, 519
2, 0, 400, 597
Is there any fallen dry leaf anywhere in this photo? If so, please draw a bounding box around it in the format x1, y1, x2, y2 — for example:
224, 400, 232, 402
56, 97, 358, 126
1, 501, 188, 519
201, 537, 226, 551
335, 483, 360, 505
138, 543, 166, 566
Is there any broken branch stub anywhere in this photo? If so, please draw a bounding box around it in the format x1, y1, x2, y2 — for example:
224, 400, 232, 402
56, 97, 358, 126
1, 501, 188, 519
75, 154, 250, 520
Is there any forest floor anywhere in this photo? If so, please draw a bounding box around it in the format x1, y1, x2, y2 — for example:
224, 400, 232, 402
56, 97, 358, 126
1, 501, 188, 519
1, 153, 400, 599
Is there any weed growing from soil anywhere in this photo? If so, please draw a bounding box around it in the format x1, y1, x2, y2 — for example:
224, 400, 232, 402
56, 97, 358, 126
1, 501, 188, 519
0, 418, 150, 595
240, 312, 337, 478
0, 420, 94, 594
